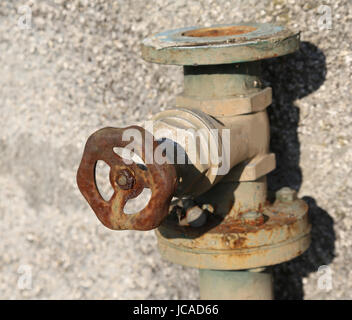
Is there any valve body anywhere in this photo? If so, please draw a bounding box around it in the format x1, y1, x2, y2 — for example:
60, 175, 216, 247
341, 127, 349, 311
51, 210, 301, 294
77, 22, 311, 299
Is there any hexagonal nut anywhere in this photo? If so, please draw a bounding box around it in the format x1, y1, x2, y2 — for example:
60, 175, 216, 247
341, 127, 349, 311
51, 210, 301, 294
276, 187, 297, 202
241, 211, 265, 226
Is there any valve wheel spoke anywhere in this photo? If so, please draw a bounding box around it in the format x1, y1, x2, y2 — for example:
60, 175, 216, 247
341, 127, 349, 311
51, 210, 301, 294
77, 126, 177, 230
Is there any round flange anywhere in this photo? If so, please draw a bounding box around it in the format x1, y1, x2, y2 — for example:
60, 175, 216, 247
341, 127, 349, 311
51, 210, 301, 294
156, 199, 311, 270
141, 23, 300, 65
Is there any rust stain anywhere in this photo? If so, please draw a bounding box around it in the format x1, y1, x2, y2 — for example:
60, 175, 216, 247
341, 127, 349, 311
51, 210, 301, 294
182, 26, 257, 38
221, 233, 247, 249
159, 197, 310, 252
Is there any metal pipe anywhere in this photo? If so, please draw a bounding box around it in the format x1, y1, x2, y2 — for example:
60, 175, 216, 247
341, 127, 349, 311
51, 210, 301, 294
183, 62, 262, 98
199, 269, 273, 300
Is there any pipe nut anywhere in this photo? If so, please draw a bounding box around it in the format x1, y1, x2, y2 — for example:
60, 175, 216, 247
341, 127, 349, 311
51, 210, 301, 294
276, 187, 297, 202
241, 211, 265, 226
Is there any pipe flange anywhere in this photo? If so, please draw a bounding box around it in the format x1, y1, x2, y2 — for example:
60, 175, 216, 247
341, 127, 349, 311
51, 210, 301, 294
156, 198, 311, 270
141, 23, 300, 65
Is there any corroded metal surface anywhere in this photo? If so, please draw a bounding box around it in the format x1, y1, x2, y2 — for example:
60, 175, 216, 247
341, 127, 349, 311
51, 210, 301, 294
145, 23, 308, 273
156, 198, 311, 270
76, 22, 310, 288
76, 126, 177, 230
141, 23, 300, 65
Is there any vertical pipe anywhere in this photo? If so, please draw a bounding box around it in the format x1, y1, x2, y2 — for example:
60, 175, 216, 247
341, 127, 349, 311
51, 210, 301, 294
199, 269, 274, 300
181, 62, 272, 299
183, 62, 262, 99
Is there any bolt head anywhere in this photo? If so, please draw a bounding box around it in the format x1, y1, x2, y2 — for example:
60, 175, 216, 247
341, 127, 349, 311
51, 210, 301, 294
276, 187, 297, 202
116, 169, 135, 190
241, 211, 265, 226
117, 175, 127, 186
241, 211, 262, 221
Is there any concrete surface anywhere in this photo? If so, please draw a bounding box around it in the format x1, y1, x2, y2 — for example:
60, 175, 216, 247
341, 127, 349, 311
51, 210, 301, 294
0, 0, 351, 299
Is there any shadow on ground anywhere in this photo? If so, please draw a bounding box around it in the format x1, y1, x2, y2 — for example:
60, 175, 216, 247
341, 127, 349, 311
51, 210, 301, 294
262, 42, 336, 299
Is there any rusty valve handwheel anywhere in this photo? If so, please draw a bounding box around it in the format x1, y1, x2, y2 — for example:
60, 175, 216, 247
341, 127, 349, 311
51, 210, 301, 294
76, 126, 177, 231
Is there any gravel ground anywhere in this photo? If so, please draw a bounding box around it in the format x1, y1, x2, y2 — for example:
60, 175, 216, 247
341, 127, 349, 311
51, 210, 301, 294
0, 0, 351, 299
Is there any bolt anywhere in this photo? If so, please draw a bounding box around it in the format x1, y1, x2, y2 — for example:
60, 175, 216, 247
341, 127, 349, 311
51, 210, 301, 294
174, 198, 208, 227
186, 206, 207, 227
241, 211, 261, 221
241, 211, 265, 226
276, 187, 297, 202
117, 175, 127, 186
116, 169, 135, 190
